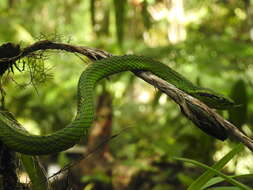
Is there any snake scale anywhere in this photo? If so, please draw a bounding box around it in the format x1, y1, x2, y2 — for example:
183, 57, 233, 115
0, 55, 234, 155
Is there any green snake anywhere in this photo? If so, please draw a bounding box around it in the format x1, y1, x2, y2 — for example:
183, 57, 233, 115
0, 55, 234, 155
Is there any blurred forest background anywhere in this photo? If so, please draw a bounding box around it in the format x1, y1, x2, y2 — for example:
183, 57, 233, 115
1, 0, 253, 189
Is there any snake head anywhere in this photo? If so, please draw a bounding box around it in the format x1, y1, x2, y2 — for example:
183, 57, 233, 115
193, 89, 235, 110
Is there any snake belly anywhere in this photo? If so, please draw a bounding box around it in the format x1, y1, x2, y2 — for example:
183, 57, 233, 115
0, 55, 231, 155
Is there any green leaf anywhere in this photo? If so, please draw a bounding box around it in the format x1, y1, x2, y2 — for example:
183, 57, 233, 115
229, 79, 248, 128
20, 154, 49, 190
201, 175, 253, 190
206, 187, 241, 190
113, 0, 127, 45
174, 149, 252, 189
177, 173, 194, 186
141, 0, 152, 29
90, 0, 96, 28
201, 176, 225, 189
187, 143, 244, 190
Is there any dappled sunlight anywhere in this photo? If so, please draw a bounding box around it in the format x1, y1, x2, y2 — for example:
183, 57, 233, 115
1, 0, 253, 189
13, 23, 34, 43
137, 91, 151, 103
214, 142, 253, 174
242, 125, 253, 137
132, 80, 154, 104
19, 118, 41, 135
167, 0, 186, 43
110, 80, 127, 99
235, 150, 253, 174
18, 172, 30, 184
158, 94, 167, 105
144, 0, 209, 46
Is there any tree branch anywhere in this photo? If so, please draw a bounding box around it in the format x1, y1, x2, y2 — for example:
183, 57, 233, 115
1, 40, 253, 152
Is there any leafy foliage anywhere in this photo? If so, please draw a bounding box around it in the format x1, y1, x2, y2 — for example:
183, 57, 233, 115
0, 0, 253, 189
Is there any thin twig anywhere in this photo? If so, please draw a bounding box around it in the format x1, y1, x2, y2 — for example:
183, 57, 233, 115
46, 127, 132, 185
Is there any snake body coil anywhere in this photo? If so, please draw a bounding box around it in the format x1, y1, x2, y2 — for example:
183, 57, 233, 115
0, 55, 234, 155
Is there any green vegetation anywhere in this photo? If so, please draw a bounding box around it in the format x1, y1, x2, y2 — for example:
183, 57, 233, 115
0, 0, 253, 189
